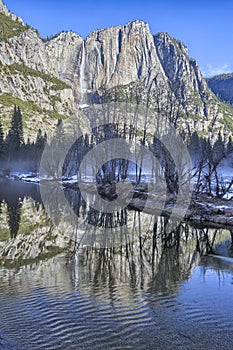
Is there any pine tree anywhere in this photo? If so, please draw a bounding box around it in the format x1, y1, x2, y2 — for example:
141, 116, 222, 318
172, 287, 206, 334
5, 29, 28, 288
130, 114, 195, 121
200, 137, 212, 162
35, 129, 46, 150
188, 131, 201, 161
12, 106, 24, 145
5, 106, 24, 156
227, 136, 233, 155
0, 120, 4, 156
213, 131, 225, 165
7, 200, 22, 239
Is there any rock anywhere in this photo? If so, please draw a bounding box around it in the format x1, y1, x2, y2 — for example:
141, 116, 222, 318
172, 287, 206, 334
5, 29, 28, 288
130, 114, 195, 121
84, 20, 164, 90
207, 74, 233, 105
0, 0, 24, 24
0, 4, 232, 139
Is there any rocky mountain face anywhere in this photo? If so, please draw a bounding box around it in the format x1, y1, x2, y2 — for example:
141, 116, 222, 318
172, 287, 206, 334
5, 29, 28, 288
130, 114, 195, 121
0, 0, 23, 23
0, 0, 232, 139
207, 74, 233, 105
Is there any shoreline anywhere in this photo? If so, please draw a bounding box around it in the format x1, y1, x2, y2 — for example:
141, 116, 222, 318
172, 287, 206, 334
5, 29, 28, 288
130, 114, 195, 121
1, 174, 233, 228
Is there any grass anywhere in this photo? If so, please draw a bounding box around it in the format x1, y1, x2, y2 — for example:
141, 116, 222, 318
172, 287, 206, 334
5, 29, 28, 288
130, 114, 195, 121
0, 13, 28, 42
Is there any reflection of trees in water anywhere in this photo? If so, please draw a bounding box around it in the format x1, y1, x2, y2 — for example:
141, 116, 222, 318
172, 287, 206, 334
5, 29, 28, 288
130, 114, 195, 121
72, 218, 217, 293
230, 229, 233, 255
64, 187, 87, 219
87, 207, 127, 228
72, 216, 233, 299
199, 228, 233, 278
1, 178, 232, 284
0, 198, 2, 216
7, 200, 22, 239
0, 179, 42, 238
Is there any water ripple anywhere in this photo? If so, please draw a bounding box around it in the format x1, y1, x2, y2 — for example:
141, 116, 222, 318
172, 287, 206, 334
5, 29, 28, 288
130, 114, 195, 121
0, 286, 154, 350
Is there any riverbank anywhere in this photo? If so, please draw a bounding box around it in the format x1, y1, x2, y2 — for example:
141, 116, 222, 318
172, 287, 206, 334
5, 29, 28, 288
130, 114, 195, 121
70, 181, 233, 228
1, 174, 233, 228
62, 180, 233, 228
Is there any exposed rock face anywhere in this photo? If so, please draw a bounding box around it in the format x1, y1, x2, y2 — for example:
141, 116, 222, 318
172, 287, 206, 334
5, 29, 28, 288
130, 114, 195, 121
0, 26, 81, 137
0, 2, 232, 139
154, 33, 206, 101
84, 21, 166, 90
0, 29, 82, 82
207, 74, 233, 105
0, 0, 23, 23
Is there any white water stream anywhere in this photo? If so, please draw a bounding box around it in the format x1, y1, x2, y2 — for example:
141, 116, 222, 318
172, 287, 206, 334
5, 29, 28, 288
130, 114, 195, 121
79, 41, 89, 108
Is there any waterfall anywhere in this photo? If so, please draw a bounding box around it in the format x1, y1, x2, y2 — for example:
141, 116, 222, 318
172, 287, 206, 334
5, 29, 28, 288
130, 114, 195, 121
79, 41, 88, 108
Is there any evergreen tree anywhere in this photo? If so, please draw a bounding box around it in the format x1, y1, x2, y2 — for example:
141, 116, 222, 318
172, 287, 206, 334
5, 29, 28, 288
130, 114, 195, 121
5, 106, 24, 157
200, 137, 212, 162
188, 131, 201, 162
212, 131, 225, 165
54, 119, 64, 147
35, 129, 46, 150
7, 200, 22, 239
0, 120, 4, 156
227, 136, 233, 155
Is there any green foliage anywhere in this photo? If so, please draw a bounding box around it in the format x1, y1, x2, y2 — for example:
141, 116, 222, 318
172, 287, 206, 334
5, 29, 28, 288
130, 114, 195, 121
221, 113, 233, 132
212, 131, 225, 164
35, 128, 46, 150
12, 106, 24, 143
186, 90, 203, 108
188, 131, 200, 157
217, 102, 233, 131
0, 93, 43, 112
0, 93, 68, 128
100, 82, 143, 103
0, 13, 28, 41
41, 30, 66, 42
7, 200, 22, 238
0, 120, 4, 154
2, 63, 71, 90
207, 73, 233, 81
226, 136, 233, 154
2, 246, 65, 268
5, 106, 24, 155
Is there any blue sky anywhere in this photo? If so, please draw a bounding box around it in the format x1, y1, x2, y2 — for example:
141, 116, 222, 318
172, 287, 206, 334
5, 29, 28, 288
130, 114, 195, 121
4, 0, 233, 77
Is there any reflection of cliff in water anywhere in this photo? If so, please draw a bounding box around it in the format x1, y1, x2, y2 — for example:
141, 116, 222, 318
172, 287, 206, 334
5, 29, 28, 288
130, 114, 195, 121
1, 224, 232, 310
0, 179, 68, 265
1, 181, 233, 285
0, 178, 42, 238
72, 224, 233, 300
1, 182, 233, 350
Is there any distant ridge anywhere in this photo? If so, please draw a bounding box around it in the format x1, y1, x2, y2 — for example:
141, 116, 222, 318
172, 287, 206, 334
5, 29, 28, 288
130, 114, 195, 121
207, 74, 233, 105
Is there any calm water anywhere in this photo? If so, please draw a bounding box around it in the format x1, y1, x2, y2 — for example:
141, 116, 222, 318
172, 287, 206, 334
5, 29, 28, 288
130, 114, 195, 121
0, 179, 233, 349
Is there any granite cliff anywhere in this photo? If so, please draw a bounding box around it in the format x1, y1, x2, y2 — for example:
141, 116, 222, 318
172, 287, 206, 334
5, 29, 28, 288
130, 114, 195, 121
0, 0, 232, 139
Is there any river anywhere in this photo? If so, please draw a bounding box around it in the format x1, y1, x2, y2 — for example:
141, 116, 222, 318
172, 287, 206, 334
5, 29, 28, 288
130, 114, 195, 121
0, 178, 233, 349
